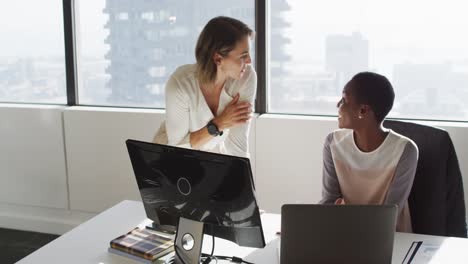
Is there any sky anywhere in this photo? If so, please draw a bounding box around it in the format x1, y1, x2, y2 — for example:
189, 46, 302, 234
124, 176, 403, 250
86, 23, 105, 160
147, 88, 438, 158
284, 0, 468, 76
0, 0, 65, 57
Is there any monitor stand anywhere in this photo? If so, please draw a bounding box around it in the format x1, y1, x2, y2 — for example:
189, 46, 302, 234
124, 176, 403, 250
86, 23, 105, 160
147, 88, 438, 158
174, 217, 205, 264
147, 222, 176, 235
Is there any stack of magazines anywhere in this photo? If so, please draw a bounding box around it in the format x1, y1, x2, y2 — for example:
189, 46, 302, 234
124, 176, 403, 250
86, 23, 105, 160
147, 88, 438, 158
108, 227, 175, 264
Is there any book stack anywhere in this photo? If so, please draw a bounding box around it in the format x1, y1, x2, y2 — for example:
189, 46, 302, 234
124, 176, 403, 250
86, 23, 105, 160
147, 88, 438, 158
108, 227, 175, 264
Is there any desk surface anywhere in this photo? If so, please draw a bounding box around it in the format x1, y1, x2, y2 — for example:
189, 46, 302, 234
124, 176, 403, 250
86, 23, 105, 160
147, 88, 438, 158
17, 200, 468, 264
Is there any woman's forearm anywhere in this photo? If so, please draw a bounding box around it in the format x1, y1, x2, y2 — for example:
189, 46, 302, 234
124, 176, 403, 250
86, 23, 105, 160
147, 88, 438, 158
189, 126, 213, 149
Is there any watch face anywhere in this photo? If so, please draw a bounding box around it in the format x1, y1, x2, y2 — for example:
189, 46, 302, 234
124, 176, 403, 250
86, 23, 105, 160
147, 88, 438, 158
207, 123, 218, 136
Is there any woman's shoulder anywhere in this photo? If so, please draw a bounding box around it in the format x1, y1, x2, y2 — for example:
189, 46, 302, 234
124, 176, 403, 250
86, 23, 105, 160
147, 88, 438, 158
388, 130, 418, 154
330, 129, 353, 141
166, 64, 198, 94
325, 129, 352, 147
243, 64, 256, 78
225, 65, 257, 95
239, 64, 256, 86
169, 64, 197, 82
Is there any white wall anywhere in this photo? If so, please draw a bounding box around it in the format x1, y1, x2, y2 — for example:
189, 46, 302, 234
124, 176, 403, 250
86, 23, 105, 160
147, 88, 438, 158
1, 104, 468, 234
255, 115, 336, 212
63, 107, 162, 213
0, 104, 95, 234
0, 104, 68, 209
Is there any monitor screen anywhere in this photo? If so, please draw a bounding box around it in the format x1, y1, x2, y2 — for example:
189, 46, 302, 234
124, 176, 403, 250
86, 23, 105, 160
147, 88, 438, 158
126, 139, 265, 248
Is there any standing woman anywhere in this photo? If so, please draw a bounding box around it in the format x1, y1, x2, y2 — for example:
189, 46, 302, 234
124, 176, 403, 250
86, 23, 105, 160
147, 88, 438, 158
154, 16, 256, 158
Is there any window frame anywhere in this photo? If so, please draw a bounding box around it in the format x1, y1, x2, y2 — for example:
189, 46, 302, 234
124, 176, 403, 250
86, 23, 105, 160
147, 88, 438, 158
63, 0, 78, 106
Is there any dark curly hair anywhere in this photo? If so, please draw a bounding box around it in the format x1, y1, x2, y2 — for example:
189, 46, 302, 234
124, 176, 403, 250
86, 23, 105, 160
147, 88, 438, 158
350, 72, 395, 123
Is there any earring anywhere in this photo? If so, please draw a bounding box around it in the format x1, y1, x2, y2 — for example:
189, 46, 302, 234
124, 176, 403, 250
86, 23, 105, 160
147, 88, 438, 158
358, 115, 363, 119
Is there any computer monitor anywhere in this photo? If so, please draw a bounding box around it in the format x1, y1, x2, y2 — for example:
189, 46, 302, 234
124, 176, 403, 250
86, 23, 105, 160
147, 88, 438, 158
126, 139, 265, 263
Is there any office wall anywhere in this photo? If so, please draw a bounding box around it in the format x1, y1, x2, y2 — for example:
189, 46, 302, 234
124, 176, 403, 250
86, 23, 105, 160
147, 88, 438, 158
1, 104, 468, 234
255, 115, 336, 212
0, 105, 93, 234
63, 107, 161, 213
0, 104, 68, 209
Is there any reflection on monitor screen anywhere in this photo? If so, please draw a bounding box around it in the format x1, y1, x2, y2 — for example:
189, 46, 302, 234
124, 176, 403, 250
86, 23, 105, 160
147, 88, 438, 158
126, 139, 265, 249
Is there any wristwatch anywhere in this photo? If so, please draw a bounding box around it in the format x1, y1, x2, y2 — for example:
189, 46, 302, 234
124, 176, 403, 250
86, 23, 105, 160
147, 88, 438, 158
207, 120, 223, 136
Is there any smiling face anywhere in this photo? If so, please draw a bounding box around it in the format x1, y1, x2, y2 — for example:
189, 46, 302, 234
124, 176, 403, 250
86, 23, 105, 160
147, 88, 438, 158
337, 81, 363, 129
217, 36, 252, 80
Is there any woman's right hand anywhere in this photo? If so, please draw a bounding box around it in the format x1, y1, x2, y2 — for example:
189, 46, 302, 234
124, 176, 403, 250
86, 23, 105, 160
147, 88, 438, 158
213, 93, 252, 131
335, 198, 346, 205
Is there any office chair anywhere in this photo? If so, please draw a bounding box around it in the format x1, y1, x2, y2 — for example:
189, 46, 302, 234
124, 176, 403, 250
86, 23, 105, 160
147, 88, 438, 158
384, 120, 467, 238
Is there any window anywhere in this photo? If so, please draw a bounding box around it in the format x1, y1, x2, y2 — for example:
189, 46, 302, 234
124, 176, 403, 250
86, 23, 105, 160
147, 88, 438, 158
117, 12, 129, 21
76, 0, 255, 108
269, 0, 468, 121
0, 1, 66, 104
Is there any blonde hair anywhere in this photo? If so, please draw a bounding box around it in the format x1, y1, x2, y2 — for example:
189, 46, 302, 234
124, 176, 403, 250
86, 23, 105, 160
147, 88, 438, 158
195, 16, 253, 84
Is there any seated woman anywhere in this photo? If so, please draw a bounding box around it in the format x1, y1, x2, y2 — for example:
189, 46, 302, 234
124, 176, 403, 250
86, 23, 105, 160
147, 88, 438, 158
154, 16, 256, 158
320, 72, 418, 232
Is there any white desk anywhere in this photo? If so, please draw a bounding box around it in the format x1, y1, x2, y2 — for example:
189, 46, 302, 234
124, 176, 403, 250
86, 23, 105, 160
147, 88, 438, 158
17, 200, 468, 264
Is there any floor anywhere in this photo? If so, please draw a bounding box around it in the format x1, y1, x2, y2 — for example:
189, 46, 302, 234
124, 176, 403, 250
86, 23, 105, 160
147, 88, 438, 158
0, 228, 59, 264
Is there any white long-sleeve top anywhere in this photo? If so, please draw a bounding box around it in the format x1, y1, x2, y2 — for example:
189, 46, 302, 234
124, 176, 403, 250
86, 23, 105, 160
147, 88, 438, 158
320, 129, 419, 232
154, 64, 257, 158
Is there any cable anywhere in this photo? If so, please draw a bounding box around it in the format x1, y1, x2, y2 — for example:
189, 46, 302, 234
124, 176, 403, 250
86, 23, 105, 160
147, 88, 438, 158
201, 254, 253, 264
210, 255, 253, 264
202, 225, 216, 264
210, 225, 215, 257
199, 225, 252, 264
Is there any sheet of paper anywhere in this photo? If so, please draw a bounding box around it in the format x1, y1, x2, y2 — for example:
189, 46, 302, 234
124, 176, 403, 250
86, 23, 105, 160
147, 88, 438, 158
402, 241, 442, 264
411, 243, 441, 263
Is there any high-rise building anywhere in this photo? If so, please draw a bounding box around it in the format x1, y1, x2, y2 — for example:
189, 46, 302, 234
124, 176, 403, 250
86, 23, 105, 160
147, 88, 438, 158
269, 0, 291, 109
392, 62, 468, 119
103, 0, 290, 106
325, 32, 369, 90
104, 0, 196, 105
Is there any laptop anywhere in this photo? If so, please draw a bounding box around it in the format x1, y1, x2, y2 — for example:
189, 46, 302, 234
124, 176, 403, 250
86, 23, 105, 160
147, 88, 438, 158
280, 204, 397, 264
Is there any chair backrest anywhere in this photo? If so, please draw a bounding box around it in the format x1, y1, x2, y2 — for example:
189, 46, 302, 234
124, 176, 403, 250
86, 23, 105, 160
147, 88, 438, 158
384, 120, 467, 237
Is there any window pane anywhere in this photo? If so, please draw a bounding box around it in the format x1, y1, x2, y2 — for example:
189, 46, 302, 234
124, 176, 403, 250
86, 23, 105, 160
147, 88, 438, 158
77, 0, 255, 108
269, 0, 468, 121
0, 1, 66, 104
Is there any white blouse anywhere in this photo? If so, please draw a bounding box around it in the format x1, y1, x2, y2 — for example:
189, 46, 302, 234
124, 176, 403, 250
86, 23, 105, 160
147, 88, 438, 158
155, 64, 257, 158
